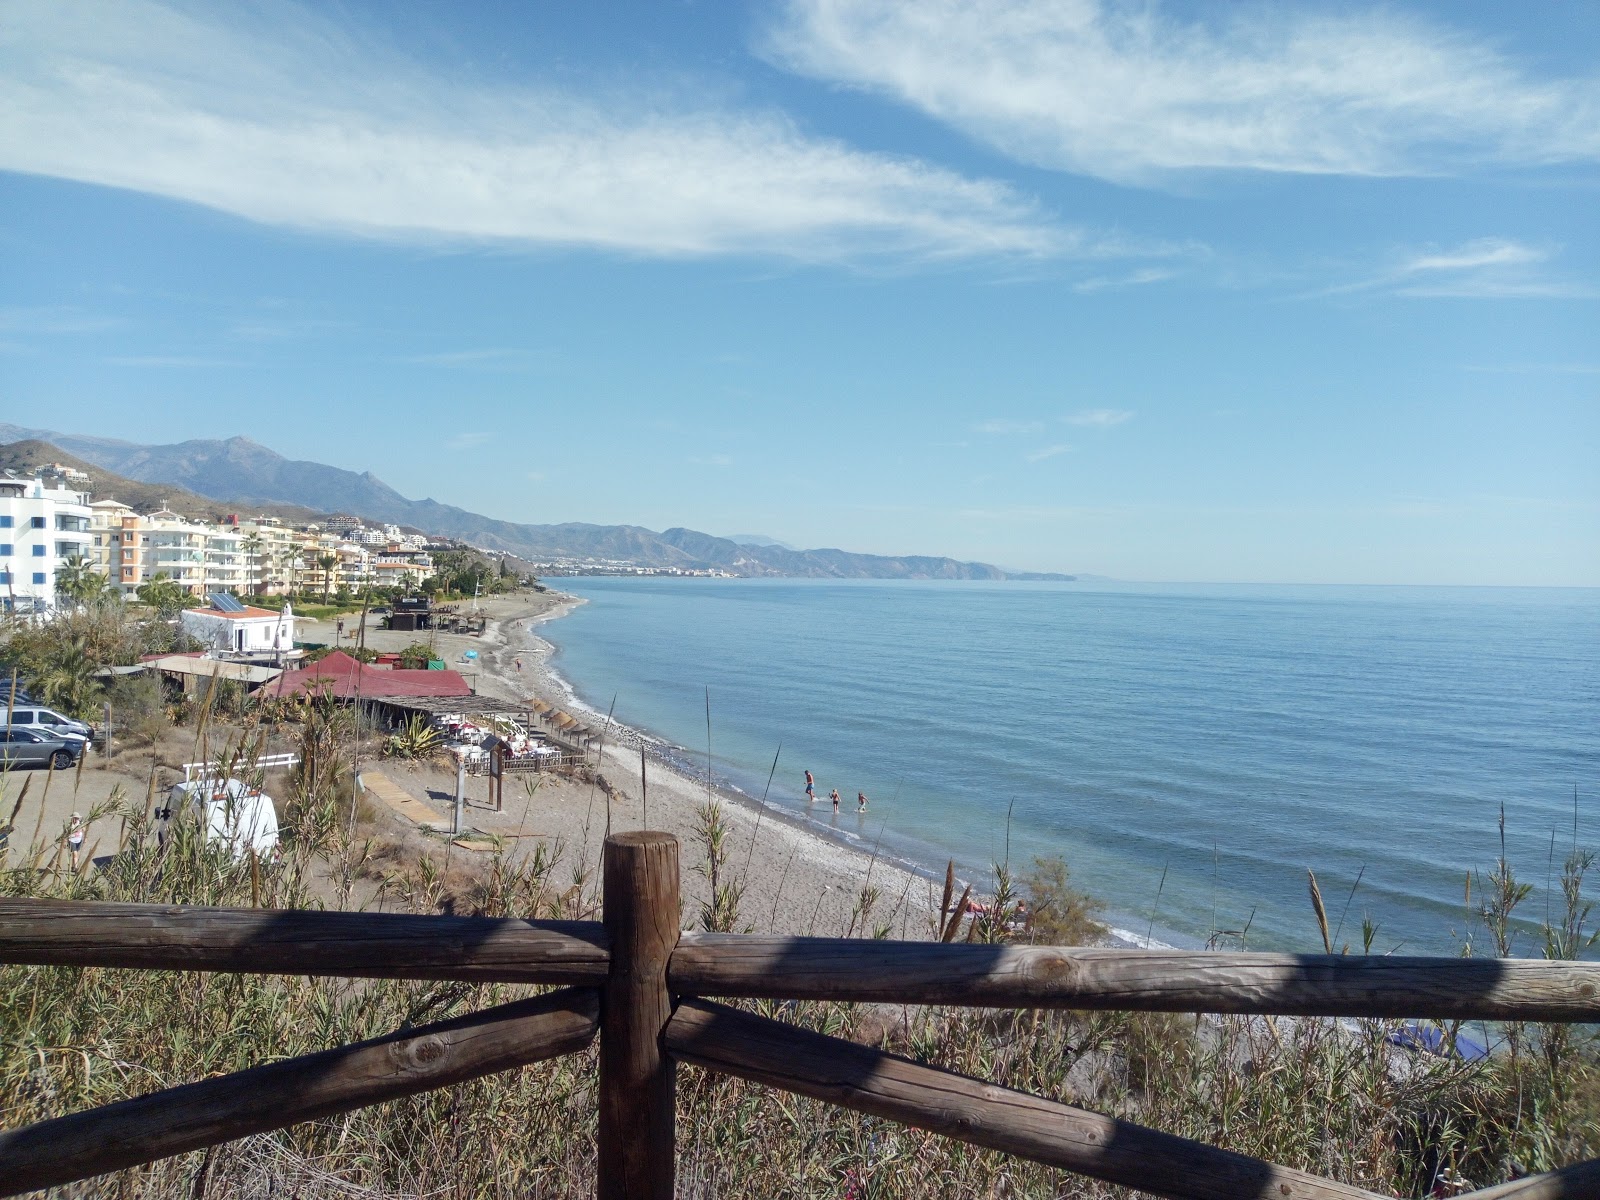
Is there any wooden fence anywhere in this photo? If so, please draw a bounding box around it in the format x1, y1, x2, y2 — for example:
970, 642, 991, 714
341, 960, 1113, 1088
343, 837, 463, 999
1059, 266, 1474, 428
0, 831, 1596, 1199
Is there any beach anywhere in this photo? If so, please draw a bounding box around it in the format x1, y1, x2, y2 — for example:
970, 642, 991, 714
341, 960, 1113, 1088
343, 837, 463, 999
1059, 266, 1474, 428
296, 591, 937, 938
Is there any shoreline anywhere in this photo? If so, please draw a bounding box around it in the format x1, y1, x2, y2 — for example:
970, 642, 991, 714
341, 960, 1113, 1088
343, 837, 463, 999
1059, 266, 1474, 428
499, 587, 1169, 948
417, 590, 943, 939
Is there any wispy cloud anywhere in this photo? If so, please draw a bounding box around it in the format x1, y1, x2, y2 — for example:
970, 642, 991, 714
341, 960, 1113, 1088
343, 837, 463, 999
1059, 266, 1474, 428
1073, 268, 1175, 294
766, 0, 1600, 183
398, 349, 536, 368
0, 305, 123, 335
1324, 238, 1597, 300
974, 418, 1044, 434
107, 354, 236, 367
0, 0, 1092, 262
1025, 443, 1072, 462
690, 454, 735, 468
446, 432, 492, 450
1063, 408, 1133, 427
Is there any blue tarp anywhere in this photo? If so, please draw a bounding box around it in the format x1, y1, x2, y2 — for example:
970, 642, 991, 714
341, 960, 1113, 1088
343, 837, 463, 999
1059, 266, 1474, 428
1387, 1022, 1489, 1062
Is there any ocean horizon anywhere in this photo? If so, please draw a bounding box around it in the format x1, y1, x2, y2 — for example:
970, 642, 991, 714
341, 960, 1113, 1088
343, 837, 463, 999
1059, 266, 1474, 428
539, 577, 1599, 956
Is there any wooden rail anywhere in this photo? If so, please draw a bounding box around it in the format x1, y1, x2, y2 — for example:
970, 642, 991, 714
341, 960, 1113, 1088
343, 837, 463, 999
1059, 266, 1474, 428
0, 831, 1596, 1200
0, 899, 609, 983
0, 988, 598, 1195
672, 933, 1600, 1020
667, 998, 1384, 1200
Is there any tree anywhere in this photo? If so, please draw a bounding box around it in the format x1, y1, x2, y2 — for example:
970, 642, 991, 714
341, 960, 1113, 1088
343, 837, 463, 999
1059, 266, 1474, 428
34, 631, 103, 718
137, 572, 198, 618
241, 532, 265, 595
53, 557, 116, 611
318, 554, 338, 605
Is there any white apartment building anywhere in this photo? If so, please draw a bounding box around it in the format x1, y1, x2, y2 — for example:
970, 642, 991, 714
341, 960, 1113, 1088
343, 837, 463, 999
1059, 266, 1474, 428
0, 473, 94, 613
88, 506, 245, 598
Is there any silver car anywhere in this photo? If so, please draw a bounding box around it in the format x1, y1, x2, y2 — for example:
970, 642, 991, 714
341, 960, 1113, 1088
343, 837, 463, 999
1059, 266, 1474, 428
0, 728, 84, 771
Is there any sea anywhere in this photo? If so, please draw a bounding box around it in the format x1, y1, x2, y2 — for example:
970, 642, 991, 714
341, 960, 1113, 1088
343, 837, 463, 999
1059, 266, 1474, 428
539, 578, 1599, 956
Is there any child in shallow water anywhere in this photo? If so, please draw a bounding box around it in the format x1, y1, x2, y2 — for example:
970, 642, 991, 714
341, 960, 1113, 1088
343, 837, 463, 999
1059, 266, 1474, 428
857, 792, 868, 812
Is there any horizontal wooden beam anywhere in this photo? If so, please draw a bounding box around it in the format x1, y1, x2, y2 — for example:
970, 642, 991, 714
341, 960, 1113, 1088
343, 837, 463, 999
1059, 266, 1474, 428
1454, 1158, 1600, 1199
0, 899, 608, 983
667, 998, 1381, 1200
0, 986, 599, 1197
670, 935, 1600, 1021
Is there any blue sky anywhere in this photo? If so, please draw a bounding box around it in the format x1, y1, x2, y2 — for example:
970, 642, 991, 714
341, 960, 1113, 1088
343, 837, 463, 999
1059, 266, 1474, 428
1, 0, 1596, 584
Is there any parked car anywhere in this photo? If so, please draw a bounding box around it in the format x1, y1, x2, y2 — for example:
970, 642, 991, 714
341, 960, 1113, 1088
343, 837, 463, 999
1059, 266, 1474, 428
0, 728, 84, 771
0, 682, 37, 707
0, 706, 93, 742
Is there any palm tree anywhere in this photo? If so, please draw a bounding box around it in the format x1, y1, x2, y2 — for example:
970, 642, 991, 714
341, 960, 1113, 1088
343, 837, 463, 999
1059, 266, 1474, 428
53, 557, 112, 611
137, 572, 197, 618
36, 632, 103, 718
318, 554, 338, 606
241, 532, 265, 596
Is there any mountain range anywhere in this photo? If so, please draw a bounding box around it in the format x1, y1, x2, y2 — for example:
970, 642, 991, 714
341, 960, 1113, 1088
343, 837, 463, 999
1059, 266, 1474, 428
0, 424, 1072, 580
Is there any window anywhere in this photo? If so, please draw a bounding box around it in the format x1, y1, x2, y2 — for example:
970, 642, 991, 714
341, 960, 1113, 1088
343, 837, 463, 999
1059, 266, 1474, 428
11, 712, 32, 724
32, 573, 46, 585
0, 516, 11, 528
0, 545, 10, 556
32, 545, 45, 556
0, 572, 9, 584
30, 516, 45, 528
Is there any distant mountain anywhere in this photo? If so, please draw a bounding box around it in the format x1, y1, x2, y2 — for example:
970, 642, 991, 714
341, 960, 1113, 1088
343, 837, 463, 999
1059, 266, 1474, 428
0, 439, 324, 526
0, 425, 1074, 580
723, 533, 796, 550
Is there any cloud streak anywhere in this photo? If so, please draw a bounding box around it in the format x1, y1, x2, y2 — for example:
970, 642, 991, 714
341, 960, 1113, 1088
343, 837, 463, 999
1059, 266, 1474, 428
767, 0, 1600, 183
1064, 408, 1133, 427
1324, 238, 1597, 300
974, 418, 1044, 434
1025, 443, 1071, 462
0, 0, 1093, 262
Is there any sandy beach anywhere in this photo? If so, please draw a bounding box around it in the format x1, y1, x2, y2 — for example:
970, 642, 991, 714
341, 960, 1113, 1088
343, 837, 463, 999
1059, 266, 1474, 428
296, 590, 938, 938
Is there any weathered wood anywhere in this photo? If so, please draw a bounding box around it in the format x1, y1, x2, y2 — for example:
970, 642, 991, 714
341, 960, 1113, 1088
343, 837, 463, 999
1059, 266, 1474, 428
1454, 1158, 1600, 1199
666, 998, 1383, 1200
599, 832, 680, 1200
0, 987, 599, 1197
670, 934, 1600, 1021
0, 899, 609, 982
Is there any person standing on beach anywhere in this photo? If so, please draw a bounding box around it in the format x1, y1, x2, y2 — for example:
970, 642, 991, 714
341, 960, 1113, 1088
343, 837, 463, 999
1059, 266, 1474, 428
830, 788, 840, 813
857, 792, 868, 813
804, 770, 815, 802
67, 812, 85, 871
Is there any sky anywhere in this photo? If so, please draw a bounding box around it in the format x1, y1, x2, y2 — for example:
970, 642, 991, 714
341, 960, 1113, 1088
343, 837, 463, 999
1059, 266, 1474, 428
1, 0, 1596, 585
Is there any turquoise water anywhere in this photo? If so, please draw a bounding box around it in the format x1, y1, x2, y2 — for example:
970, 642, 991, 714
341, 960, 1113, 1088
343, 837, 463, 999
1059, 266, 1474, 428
541, 579, 1599, 955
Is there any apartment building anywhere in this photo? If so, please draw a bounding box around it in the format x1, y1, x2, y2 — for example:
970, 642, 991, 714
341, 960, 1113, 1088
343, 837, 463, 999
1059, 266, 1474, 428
0, 472, 94, 613
88, 506, 245, 598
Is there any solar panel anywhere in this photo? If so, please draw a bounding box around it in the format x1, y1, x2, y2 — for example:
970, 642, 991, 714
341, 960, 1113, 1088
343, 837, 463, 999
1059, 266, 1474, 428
208, 592, 246, 612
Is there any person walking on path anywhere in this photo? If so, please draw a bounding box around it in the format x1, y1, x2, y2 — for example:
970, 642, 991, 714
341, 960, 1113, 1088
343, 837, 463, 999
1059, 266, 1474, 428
830, 788, 840, 814
804, 770, 815, 801
857, 791, 868, 813
67, 812, 85, 871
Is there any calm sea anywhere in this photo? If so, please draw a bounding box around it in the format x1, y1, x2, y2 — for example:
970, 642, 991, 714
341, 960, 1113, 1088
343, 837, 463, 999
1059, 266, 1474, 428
541, 579, 1599, 955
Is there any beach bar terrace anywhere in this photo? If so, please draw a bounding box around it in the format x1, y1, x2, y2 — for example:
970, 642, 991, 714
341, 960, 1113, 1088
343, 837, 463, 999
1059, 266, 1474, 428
0, 831, 1597, 1198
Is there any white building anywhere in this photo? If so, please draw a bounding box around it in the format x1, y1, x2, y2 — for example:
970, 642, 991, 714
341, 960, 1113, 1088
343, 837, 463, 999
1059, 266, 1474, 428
0, 473, 94, 614
88, 507, 246, 598
180, 597, 298, 661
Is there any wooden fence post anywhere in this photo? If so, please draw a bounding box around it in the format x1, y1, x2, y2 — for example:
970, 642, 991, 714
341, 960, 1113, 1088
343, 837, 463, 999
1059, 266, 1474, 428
599, 832, 679, 1199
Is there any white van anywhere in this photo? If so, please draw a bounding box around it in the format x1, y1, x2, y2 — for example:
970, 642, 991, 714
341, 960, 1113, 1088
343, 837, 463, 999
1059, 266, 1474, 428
2, 706, 93, 743
157, 778, 280, 859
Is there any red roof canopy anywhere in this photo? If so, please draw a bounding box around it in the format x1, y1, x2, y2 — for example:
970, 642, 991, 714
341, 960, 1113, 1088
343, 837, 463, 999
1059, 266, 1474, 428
262, 650, 471, 700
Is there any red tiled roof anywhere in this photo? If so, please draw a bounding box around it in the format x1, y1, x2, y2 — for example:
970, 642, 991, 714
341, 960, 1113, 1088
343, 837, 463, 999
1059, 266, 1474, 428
261, 650, 471, 700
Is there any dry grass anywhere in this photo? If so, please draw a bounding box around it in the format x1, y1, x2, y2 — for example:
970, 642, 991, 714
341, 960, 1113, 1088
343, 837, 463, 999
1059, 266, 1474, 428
0, 705, 1595, 1198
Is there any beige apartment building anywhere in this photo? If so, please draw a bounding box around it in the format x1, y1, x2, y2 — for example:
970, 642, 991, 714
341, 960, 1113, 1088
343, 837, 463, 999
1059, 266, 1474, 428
89, 505, 246, 598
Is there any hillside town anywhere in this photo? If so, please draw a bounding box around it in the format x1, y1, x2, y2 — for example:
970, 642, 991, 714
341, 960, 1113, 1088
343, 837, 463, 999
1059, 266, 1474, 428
2, 461, 442, 615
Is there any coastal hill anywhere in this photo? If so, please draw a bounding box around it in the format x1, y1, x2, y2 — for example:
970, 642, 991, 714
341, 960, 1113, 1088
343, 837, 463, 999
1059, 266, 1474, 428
0, 425, 1072, 580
